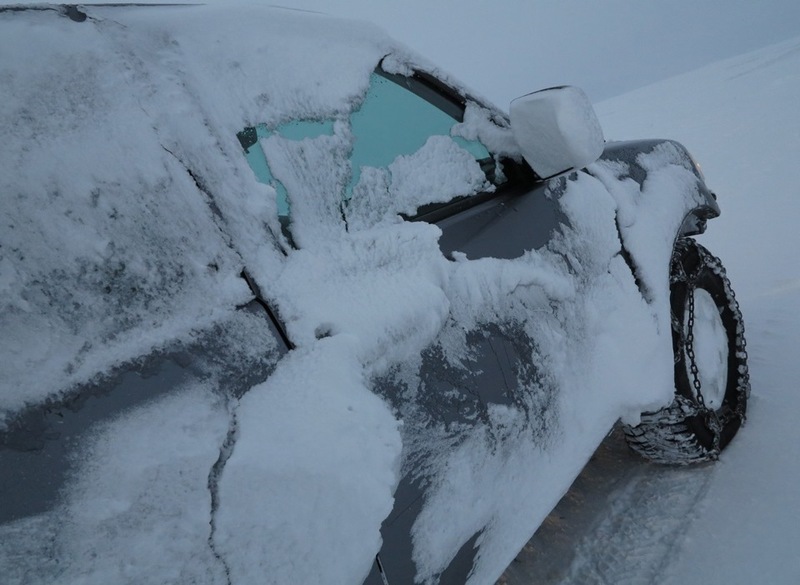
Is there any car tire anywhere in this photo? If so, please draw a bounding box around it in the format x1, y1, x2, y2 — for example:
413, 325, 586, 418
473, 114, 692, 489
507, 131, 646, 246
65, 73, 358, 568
623, 237, 750, 464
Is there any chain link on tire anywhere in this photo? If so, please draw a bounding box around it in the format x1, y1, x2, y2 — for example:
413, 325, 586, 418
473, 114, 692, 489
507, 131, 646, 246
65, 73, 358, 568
623, 237, 750, 465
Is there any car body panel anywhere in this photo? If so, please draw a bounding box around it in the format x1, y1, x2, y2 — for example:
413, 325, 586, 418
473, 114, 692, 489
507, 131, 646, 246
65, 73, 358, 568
0, 302, 288, 526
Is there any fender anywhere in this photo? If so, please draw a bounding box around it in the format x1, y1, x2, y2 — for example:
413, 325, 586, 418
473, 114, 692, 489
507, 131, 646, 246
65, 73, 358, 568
599, 138, 721, 236
586, 138, 722, 303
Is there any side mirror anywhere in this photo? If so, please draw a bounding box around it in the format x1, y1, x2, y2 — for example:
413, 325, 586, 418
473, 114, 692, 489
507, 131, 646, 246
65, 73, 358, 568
510, 86, 604, 180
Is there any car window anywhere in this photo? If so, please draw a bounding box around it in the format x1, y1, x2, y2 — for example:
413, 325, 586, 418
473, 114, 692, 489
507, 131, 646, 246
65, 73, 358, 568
348, 72, 492, 196
238, 70, 500, 230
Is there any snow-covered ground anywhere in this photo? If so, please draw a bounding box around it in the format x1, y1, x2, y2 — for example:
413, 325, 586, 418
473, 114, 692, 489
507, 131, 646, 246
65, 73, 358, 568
502, 36, 800, 585
600, 35, 800, 585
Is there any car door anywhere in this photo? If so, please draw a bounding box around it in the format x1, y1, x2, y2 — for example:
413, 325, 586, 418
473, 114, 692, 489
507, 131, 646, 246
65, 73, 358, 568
239, 65, 571, 584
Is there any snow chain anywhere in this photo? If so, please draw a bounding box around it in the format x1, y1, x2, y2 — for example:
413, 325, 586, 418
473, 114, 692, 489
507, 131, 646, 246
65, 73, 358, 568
670, 238, 750, 458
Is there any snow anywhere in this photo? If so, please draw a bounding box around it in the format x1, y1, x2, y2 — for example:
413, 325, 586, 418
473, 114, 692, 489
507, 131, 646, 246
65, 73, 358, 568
215, 336, 403, 585
386, 159, 698, 582
382, 135, 492, 212
686, 288, 729, 409
119, 0, 800, 106
502, 32, 800, 585
260, 121, 353, 247
0, 9, 253, 418
3, 4, 799, 585
510, 87, 604, 179
0, 7, 410, 584
454, 103, 518, 160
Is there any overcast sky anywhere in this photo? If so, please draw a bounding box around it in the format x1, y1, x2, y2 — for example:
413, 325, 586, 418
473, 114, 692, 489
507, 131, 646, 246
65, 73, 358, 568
4, 1, 800, 106
283, 0, 800, 105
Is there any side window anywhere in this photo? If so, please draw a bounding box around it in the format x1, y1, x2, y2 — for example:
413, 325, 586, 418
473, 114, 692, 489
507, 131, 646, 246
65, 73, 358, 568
238, 70, 501, 234
348, 72, 492, 196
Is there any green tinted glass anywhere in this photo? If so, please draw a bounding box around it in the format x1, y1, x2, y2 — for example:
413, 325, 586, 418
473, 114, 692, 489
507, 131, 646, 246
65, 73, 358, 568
348, 73, 489, 197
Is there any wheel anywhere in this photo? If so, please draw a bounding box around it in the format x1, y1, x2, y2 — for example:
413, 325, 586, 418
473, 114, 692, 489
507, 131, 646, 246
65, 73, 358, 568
624, 237, 750, 464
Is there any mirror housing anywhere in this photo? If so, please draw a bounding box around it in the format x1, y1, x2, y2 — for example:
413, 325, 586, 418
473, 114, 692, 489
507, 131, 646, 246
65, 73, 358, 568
510, 86, 604, 180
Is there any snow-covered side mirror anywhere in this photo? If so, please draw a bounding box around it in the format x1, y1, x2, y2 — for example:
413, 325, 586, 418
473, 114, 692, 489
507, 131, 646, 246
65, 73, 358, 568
510, 86, 604, 180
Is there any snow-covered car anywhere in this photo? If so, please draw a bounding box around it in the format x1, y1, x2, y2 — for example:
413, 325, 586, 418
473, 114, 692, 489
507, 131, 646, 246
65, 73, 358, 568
0, 4, 750, 585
